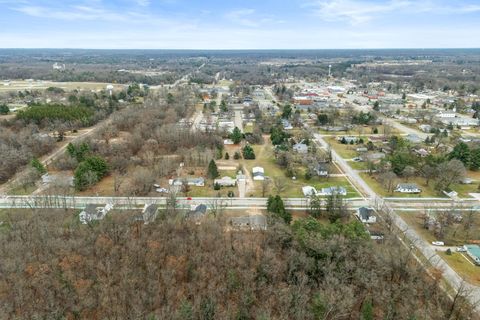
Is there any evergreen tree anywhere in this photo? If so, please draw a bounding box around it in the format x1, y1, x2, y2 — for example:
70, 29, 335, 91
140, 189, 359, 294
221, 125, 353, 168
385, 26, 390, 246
242, 145, 256, 159
470, 148, 480, 170
30, 158, 46, 175
207, 159, 219, 179
224, 152, 230, 160
449, 142, 471, 167
230, 127, 243, 144
267, 195, 292, 224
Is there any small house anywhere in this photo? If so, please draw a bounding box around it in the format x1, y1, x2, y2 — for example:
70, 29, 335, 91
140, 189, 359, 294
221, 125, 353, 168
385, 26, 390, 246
139, 203, 158, 224
214, 176, 237, 187
302, 186, 317, 197
318, 186, 347, 196
252, 167, 265, 181
314, 164, 329, 177
292, 141, 308, 154
79, 203, 113, 224
395, 183, 421, 194
356, 207, 377, 224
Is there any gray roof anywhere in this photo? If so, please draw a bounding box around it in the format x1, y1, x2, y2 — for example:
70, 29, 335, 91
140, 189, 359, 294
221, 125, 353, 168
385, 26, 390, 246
358, 207, 374, 220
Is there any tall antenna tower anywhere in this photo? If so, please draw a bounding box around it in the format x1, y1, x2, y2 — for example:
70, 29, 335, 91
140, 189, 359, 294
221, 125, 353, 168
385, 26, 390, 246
328, 65, 332, 78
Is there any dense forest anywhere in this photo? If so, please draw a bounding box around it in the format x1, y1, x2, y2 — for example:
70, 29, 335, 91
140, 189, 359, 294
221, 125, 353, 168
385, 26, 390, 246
0, 209, 475, 319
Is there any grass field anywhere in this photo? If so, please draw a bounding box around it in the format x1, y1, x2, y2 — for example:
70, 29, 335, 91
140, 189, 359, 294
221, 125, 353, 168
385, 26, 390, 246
325, 137, 363, 159
360, 173, 441, 198
1, 80, 125, 92
440, 252, 480, 286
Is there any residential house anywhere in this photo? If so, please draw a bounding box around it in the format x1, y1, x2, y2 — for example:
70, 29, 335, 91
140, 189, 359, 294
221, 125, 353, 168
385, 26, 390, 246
79, 203, 113, 224
360, 152, 385, 163
292, 140, 308, 154
302, 186, 318, 197
214, 176, 237, 187
169, 177, 205, 187
355, 207, 377, 224
414, 148, 429, 157
281, 119, 293, 130
230, 215, 267, 231
138, 203, 158, 224
188, 204, 208, 222
314, 164, 329, 177
252, 167, 265, 181
464, 245, 480, 265
318, 186, 347, 196
405, 134, 422, 144
419, 124, 432, 133
338, 136, 359, 144
395, 183, 421, 194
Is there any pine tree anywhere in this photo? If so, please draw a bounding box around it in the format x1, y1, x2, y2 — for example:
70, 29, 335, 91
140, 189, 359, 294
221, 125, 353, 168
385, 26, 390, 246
207, 159, 219, 179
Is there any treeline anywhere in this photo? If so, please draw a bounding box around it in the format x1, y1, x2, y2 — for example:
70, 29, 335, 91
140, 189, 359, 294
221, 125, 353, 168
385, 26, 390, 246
0, 209, 475, 319
16, 103, 94, 125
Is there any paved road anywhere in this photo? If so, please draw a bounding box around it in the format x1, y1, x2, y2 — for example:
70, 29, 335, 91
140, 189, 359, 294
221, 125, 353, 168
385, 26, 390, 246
313, 133, 480, 308
0, 195, 367, 210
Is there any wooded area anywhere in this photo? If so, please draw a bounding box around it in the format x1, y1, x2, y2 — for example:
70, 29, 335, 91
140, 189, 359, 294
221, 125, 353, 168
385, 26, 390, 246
0, 209, 475, 319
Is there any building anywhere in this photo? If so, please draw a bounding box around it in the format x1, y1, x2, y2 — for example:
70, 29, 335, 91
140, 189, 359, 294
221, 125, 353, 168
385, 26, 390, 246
318, 186, 347, 196
437, 111, 456, 118
302, 186, 317, 197
252, 167, 265, 181
314, 164, 329, 177
464, 245, 480, 265
405, 134, 422, 144
356, 207, 377, 224
292, 141, 308, 154
395, 183, 421, 193
79, 203, 113, 224
138, 203, 158, 224
281, 119, 293, 130
188, 204, 208, 222
169, 177, 205, 187
214, 176, 237, 187
419, 124, 432, 133
338, 136, 359, 144
230, 215, 267, 231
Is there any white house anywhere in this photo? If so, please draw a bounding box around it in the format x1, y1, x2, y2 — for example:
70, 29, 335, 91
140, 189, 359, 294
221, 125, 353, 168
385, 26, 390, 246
252, 167, 265, 181
437, 111, 456, 118
79, 203, 113, 224
356, 207, 377, 224
169, 177, 205, 187
214, 176, 237, 187
302, 186, 317, 197
318, 186, 347, 196
395, 183, 421, 193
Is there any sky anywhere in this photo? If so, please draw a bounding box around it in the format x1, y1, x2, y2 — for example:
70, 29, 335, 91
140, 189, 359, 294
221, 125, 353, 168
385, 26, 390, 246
1, 0, 480, 49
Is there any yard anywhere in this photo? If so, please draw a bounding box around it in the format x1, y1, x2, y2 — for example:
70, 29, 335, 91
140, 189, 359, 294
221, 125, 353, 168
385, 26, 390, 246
325, 136, 365, 159
440, 252, 480, 286
360, 173, 441, 198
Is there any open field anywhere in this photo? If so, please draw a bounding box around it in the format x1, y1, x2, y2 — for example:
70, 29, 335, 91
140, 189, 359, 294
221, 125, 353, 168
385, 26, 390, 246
0, 80, 125, 92
361, 173, 441, 198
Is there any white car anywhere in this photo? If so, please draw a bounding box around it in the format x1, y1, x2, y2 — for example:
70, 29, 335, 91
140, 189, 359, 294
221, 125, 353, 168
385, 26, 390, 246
432, 241, 445, 246
456, 247, 467, 252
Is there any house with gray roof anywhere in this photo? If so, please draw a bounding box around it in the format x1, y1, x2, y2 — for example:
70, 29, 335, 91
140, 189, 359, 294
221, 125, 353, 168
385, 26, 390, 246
79, 203, 113, 224
355, 207, 377, 224
395, 183, 421, 193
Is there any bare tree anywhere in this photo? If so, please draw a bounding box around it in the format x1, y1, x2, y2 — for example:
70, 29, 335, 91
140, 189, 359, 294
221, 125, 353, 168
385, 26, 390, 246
261, 178, 271, 197
379, 171, 398, 194
273, 177, 287, 195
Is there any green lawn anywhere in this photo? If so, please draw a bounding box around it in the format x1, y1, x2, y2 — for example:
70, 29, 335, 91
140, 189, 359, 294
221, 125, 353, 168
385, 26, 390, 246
349, 161, 368, 170
440, 252, 480, 286
325, 137, 362, 159
360, 173, 441, 198
238, 141, 359, 198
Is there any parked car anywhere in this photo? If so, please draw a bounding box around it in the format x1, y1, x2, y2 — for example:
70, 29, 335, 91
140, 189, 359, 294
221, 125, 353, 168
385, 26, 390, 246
456, 246, 467, 252
432, 241, 445, 246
